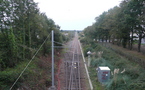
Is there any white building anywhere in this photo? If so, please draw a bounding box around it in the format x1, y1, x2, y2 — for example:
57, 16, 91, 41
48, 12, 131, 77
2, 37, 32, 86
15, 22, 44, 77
130, 33, 145, 44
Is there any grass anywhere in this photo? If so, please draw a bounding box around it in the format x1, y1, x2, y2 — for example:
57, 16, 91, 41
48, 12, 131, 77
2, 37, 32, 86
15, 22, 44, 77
0, 59, 40, 89
0, 56, 53, 90
108, 43, 145, 59
82, 43, 145, 90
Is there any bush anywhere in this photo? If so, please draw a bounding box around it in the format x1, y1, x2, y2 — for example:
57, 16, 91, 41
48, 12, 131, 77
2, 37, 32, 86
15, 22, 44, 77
83, 43, 145, 90
0, 60, 42, 90
83, 45, 93, 57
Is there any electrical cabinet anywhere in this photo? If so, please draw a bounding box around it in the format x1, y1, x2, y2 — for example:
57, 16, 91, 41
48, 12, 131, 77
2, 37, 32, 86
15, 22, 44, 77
97, 66, 110, 83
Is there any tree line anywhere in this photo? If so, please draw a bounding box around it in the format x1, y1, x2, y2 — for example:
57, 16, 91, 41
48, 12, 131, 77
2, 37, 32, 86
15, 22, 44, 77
0, 0, 64, 70
83, 0, 145, 52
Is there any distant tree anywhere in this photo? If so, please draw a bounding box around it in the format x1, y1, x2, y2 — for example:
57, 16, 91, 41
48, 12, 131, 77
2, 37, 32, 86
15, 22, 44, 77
83, 0, 145, 53
83, 24, 96, 44
94, 12, 109, 42
103, 7, 121, 43
127, 0, 145, 52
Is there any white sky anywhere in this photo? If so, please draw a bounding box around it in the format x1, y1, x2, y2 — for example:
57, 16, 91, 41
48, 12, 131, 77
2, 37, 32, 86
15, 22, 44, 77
33, 0, 122, 30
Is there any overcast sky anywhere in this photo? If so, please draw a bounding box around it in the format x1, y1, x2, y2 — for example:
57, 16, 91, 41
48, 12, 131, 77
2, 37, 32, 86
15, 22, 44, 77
33, 0, 122, 30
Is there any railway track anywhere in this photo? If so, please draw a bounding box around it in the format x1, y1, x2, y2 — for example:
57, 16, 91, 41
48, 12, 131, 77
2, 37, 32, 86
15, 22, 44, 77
63, 32, 82, 90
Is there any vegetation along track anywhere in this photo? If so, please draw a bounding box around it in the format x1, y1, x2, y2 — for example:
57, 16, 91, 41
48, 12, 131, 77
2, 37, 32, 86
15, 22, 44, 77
61, 32, 87, 90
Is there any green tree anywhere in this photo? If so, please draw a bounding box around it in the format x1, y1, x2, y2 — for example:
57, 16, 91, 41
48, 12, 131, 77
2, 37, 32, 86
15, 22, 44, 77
0, 0, 64, 69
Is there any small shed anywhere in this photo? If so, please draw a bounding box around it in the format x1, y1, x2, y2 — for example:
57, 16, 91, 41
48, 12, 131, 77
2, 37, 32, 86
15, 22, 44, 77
97, 66, 110, 83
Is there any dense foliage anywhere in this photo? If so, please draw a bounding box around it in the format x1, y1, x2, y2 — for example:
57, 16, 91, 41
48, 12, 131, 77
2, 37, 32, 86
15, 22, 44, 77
0, 0, 64, 69
0, 0, 65, 89
81, 0, 145, 89
80, 34, 145, 90
83, 0, 145, 52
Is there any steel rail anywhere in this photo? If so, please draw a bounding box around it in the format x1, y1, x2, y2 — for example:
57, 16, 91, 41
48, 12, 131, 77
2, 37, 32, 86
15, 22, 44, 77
68, 38, 76, 90
64, 32, 82, 90
76, 34, 81, 90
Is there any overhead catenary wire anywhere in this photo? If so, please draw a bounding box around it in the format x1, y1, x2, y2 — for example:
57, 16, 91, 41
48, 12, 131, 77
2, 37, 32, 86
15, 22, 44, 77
9, 33, 51, 90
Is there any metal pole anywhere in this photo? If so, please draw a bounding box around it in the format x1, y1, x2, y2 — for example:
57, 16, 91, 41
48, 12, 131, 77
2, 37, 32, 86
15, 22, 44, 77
48, 31, 56, 90
52, 30, 54, 87
88, 55, 90, 67
87, 51, 91, 67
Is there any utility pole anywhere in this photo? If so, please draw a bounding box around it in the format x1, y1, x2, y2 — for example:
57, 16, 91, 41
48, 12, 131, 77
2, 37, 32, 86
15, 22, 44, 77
49, 30, 56, 90
52, 30, 54, 87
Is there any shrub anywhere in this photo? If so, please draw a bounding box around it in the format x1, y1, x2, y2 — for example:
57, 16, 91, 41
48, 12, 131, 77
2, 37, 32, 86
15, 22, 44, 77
84, 43, 145, 90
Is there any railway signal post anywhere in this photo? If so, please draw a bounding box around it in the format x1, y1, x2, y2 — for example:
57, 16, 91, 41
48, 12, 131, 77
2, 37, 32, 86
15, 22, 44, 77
87, 51, 91, 67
